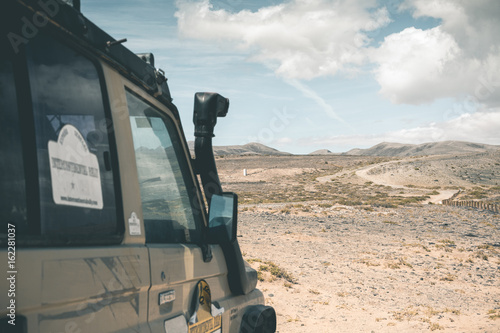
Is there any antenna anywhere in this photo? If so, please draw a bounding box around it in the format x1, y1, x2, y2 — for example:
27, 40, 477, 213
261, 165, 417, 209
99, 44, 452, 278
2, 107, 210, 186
106, 38, 127, 48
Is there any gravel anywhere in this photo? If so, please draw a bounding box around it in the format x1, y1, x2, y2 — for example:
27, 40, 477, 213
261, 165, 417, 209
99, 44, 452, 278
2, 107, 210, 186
238, 204, 500, 332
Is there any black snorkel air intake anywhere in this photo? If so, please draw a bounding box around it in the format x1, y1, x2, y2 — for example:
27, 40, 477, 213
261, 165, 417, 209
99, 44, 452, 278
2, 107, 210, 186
193, 92, 229, 205
192, 93, 277, 332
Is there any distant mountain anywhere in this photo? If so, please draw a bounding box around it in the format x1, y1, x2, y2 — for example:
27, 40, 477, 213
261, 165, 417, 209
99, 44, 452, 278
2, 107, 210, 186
188, 141, 291, 156
344, 141, 500, 157
309, 149, 335, 155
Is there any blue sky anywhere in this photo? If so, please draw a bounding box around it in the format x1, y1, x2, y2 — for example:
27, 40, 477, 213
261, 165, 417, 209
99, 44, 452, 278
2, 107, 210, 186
82, 0, 500, 154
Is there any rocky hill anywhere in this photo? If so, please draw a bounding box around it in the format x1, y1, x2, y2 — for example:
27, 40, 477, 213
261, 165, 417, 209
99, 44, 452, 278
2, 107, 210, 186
189, 140, 499, 157
344, 141, 500, 157
188, 141, 291, 156
309, 149, 335, 155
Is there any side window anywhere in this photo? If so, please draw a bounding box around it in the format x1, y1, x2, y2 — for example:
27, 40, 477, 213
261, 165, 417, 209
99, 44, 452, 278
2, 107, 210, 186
126, 90, 202, 244
24, 33, 121, 241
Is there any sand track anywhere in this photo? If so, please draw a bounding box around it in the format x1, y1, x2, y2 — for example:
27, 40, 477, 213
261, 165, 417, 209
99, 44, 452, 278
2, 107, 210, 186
316, 157, 461, 204
355, 160, 460, 204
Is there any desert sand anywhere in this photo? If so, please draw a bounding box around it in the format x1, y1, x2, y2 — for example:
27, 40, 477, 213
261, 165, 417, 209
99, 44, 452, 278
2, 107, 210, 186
215, 153, 500, 332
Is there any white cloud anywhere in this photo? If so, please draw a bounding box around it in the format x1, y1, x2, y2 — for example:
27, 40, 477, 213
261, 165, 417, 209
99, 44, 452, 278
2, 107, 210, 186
175, 0, 390, 79
406, 0, 500, 58
305, 109, 500, 149
371, 26, 478, 104
434, 110, 500, 142
175, 0, 500, 109
373, 0, 500, 106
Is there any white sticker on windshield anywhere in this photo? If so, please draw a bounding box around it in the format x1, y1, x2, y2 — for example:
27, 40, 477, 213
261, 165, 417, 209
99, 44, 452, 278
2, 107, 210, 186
48, 124, 103, 209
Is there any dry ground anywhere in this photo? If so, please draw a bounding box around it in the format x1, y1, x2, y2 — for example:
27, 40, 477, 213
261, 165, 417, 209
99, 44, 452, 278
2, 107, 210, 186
216, 153, 500, 332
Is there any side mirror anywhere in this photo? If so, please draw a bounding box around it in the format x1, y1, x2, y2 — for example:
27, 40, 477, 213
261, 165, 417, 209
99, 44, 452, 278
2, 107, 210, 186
207, 193, 238, 244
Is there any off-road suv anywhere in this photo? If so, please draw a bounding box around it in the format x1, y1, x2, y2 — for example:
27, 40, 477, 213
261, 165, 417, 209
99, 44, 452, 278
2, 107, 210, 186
0, 1, 276, 332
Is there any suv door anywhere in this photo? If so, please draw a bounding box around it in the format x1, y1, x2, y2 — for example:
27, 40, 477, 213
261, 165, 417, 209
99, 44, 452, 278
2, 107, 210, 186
124, 88, 229, 331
